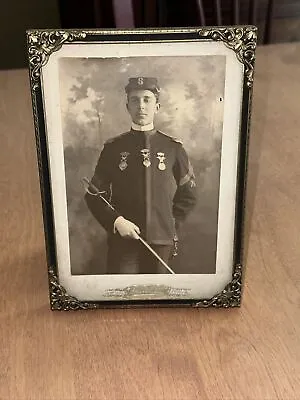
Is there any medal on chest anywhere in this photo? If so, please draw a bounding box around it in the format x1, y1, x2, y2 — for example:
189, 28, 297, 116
156, 152, 166, 171
119, 152, 130, 171
141, 149, 151, 167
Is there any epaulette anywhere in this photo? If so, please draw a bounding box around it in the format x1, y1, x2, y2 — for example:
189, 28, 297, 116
104, 131, 131, 145
157, 130, 183, 144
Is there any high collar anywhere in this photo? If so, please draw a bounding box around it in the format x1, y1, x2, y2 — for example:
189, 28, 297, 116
131, 122, 154, 131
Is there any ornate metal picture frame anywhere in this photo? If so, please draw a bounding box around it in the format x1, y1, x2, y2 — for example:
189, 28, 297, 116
27, 26, 257, 310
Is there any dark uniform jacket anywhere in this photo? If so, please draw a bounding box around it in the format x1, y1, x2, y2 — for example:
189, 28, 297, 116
85, 128, 197, 245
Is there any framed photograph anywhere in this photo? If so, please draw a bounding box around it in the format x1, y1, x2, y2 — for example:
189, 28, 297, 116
27, 26, 257, 310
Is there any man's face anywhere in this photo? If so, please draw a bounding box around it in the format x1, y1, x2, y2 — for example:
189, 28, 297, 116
126, 89, 160, 126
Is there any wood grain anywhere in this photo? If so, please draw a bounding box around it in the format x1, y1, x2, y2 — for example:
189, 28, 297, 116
0, 43, 300, 399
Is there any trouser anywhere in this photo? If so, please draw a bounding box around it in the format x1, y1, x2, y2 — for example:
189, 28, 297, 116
106, 236, 173, 274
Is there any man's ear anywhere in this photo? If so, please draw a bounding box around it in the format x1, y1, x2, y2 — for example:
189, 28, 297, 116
126, 103, 129, 111
155, 102, 161, 113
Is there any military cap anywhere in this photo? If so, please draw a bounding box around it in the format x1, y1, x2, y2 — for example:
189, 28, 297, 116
125, 77, 160, 95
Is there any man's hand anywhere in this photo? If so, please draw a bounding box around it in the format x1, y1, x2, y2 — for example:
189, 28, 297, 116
114, 216, 140, 240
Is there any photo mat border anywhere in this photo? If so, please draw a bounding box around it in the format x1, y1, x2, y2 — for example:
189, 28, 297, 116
27, 26, 257, 310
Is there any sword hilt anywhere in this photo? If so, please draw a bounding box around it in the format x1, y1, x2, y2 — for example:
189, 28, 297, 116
82, 177, 176, 274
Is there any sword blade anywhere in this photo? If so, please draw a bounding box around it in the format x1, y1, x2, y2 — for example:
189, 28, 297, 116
138, 236, 176, 274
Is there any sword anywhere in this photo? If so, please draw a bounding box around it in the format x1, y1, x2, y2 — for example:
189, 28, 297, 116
82, 177, 176, 274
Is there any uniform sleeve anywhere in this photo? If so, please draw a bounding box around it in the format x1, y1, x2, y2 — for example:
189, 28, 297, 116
172, 144, 197, 229
84, 143, 120, 233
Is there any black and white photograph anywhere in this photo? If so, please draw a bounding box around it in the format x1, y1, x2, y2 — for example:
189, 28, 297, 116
61, 55, 225, 276
28, 27, 256, 307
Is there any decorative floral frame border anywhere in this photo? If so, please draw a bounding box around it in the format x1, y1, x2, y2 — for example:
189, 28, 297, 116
27, 26, 257, 310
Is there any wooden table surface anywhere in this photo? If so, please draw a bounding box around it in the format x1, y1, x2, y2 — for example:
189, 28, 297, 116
0, 43, 299, 400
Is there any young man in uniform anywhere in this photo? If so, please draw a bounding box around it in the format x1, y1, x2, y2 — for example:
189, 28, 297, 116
85, 77, 197, 274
